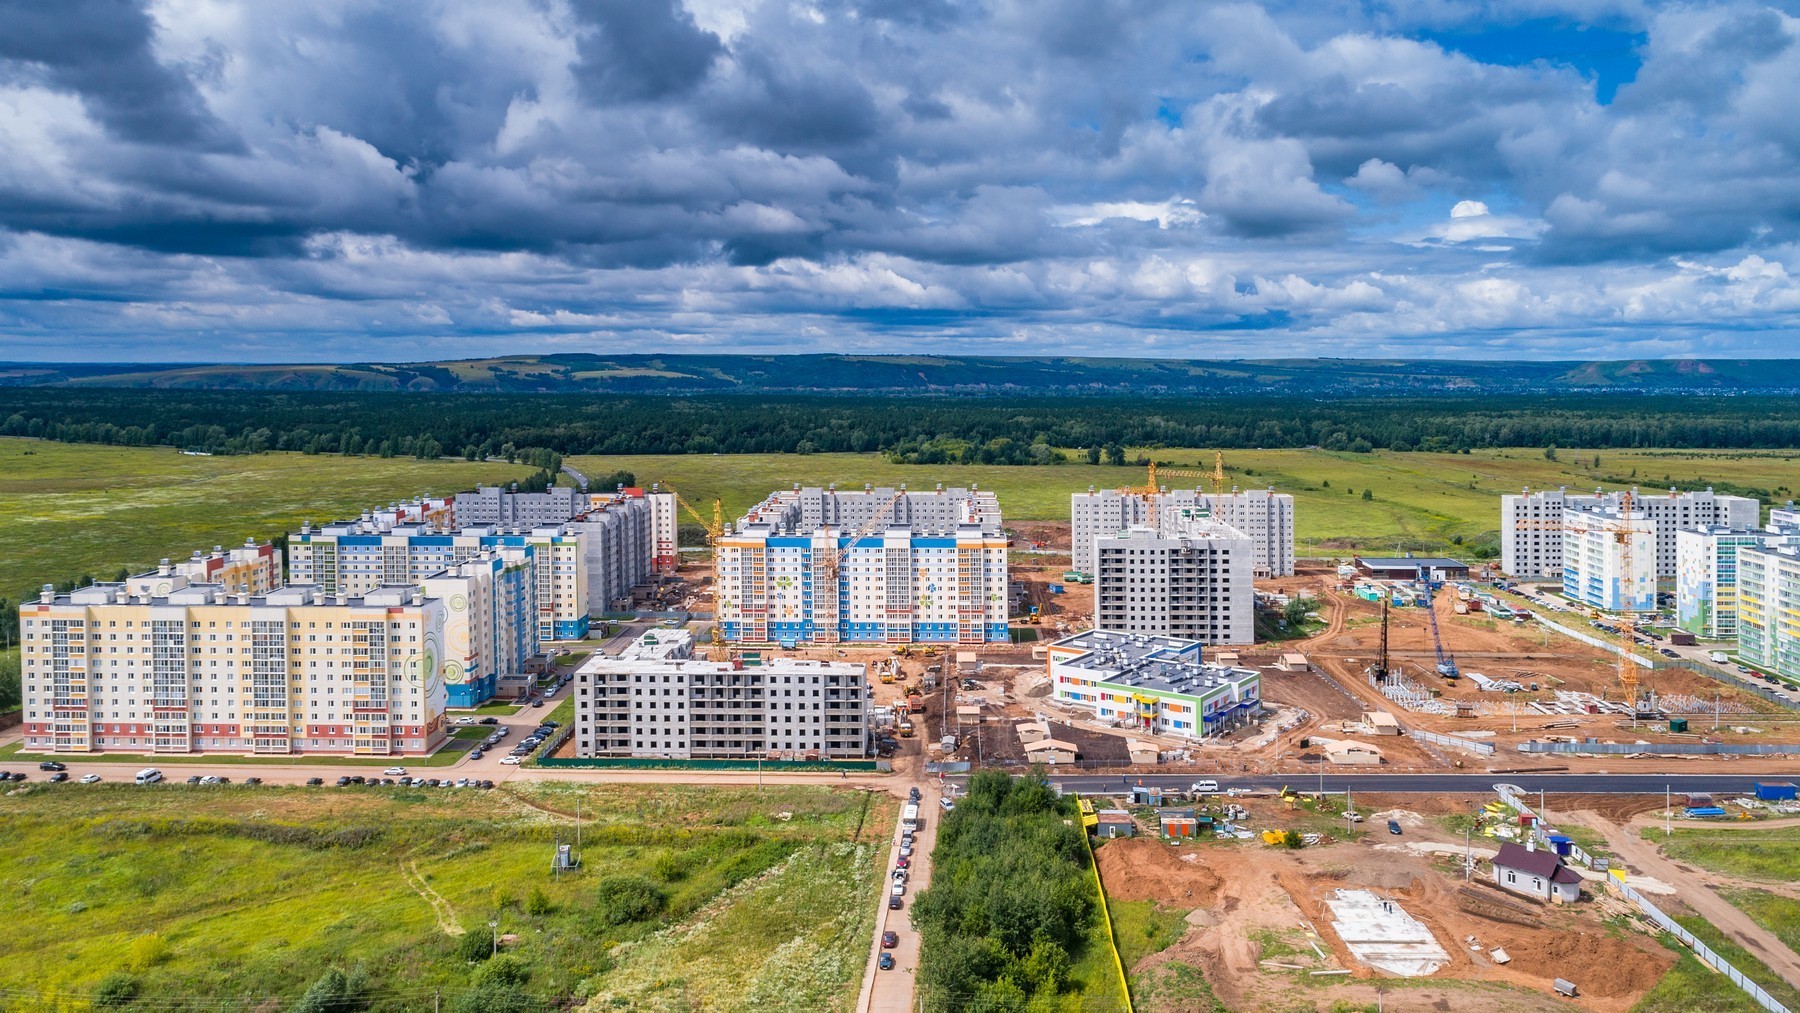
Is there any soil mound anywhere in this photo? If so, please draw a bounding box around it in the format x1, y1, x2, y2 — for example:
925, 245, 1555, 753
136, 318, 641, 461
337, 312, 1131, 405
1496, 929, 1673, 998
1095, 838, 1224, 904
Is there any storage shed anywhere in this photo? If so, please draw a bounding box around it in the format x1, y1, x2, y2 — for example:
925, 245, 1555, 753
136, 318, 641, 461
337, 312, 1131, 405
956, 651, 980, 674
1159, 810, 1199, 837
1127, 741, 1161, 766
1755, 781, 1797, 801
1364, 711, 1403, 736
1492, 842, 1582, 904
1276, 653, 1310, 672
1320, 738, 1384, 765
1095, 810, 1136, 838
1024, 738, 1080, 765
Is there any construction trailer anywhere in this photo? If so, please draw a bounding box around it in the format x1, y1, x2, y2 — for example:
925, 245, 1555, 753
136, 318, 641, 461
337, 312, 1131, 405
1754, 781, 1798, 801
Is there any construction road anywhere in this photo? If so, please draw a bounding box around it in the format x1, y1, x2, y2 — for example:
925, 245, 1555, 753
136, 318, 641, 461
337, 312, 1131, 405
1021, 772, 1800, 795
855, 777, 940, 1013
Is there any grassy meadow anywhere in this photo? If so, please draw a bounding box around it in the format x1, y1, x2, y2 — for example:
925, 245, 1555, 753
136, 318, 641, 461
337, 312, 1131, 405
0, 437, 534, 602
1651, 828, 1800, 884
0, 780, 891, 1010
569, 447, 1800, 554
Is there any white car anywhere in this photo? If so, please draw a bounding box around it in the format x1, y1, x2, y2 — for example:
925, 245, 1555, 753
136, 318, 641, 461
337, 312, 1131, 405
383, 766, 407, 776
80, 774, 102, 784
453, 716, 476, 726
499, 756, 523, 765
1190, 780, 1220, 793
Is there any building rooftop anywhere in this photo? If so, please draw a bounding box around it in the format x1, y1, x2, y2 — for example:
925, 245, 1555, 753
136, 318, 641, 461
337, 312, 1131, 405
1050, 630, 1257, 695
1357, 556, 1468, 569
575, 655, 865, 678
1493, 842, 1582, 884
735, 484, 1003, 536
35, 581, 432, 609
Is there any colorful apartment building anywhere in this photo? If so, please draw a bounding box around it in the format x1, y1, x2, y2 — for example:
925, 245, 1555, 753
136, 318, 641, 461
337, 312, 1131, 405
147, 539, 285, 596
17, 578, 450, 756
419, 548, 539, 708
288, 521, 589, 640
1048, 629, 1261, 740
714, 485, 1008, 645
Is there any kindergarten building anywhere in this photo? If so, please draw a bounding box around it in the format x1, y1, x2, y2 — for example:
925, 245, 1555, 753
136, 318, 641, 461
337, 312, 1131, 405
1047, 630, 1261, 740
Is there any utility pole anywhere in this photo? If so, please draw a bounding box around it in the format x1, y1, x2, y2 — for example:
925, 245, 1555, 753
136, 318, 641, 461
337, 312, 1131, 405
1666, 784, 1672, 838
1464, 826, 1473, 882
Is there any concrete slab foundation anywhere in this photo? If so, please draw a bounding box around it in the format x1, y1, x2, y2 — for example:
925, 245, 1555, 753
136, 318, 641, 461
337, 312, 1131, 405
1324, 888, 1449, 977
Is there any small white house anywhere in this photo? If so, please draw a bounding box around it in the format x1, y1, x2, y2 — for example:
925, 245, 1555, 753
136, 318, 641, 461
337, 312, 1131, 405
1492, 842, 1582, 904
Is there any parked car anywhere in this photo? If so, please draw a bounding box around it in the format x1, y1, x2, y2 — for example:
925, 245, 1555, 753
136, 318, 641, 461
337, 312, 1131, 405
469, 750, 485, 761
306, 777, 324, 786
336, 776, 352, 786
80, 774, 103, 784
479, 717, 499, 725
187, 775, 205, 785
424, 778, 441, 787
244, 777, 263, 786
878, 953, 895, 971
882, 931, 898, 948
896, 856, 909, 869
480, 780, 495, 789
1387, 820, 1402, 835
888, 895, 903, 911
48, 771, 68, 782
38, 761, 66, 772
383, 766, 407, 776
939, 797, 955, 812
1190, 779, 1220, 793
500, 756, 523, 765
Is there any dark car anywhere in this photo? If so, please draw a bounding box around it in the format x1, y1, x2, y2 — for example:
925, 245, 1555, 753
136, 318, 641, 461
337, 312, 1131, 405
307, 777, 325, 786
48, 771, 68, 782
541, 721, 559, 729
349, 775, 367, 785
882, 931, 898, 948
336, 775, 352, 786
425, 778, 441, 787
469, 750, 485, 761
244, 777, 263, 786
479, 717, 499, 725
878, 953, 895, 971
38, 761, 66, 772
888, 895, 903, 911
1387, 819, 1402, 835
187, 775, 204, 785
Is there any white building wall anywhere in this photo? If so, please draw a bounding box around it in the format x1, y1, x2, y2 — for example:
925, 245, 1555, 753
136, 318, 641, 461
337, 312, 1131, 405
1093, 523, 1254, 644
1072, 488, 1293, 577
1503, 487, 1760, 579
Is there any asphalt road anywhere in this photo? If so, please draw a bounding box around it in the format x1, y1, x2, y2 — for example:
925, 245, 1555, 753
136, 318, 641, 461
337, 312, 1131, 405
1005, 772, 1800, 795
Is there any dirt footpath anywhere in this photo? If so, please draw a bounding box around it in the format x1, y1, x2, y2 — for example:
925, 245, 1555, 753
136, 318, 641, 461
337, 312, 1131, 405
1096, 836, 1673, 1013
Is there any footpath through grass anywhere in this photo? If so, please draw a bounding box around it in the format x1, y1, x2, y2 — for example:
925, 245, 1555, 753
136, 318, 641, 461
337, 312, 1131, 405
1650, 828, 1800, 883
0, 436, 535, 602
0, 779, 890, 1011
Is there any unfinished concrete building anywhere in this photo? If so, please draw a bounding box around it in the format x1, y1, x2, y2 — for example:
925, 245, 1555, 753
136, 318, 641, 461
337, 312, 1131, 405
1093, 519, 1254, 644
1072, 487, 1294, 577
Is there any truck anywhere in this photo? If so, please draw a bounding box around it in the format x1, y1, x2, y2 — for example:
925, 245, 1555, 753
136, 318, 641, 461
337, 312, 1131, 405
1709, 651, 1730, 664
906, 690, 926, 714
902, 803, 920, 831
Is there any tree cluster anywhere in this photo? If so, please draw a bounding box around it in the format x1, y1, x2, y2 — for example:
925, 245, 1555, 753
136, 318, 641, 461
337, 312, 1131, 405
8, 389, 1800, 463
912, 769, 1096, 1011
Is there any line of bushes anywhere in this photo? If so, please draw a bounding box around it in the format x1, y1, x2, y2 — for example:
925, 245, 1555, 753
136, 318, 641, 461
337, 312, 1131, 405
912, 768, 1098, 1011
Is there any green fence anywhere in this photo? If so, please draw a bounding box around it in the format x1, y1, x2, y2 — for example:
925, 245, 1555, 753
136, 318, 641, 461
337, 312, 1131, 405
534, 755, 881, 772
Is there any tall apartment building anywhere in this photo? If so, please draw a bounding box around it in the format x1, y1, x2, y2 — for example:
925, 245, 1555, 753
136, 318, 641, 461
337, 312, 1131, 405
568, 489, 664, 613
715, 486, 1009, 644
1736, 545, 1800, 679
1047, 630, 1261, 740
419, 548, 539, 708
1093, 520, 1253, 644
1562, 505, 1658, 611
454, 484, 586, 527
1501, 487, 1759, 579
1676, 525, 1800, 639
646, 488, 680, 573
573, 655, 868, 759
1071, 488, 1294, 577
17, 578, 449, 756
288, 520, 590, 640
144, 540, 285, 596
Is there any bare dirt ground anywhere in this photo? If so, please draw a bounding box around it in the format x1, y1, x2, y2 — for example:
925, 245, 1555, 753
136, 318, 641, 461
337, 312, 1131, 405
1097, 833, 1675, 1013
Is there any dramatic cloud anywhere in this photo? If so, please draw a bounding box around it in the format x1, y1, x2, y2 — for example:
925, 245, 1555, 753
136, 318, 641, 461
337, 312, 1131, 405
0, 0, 1797, 360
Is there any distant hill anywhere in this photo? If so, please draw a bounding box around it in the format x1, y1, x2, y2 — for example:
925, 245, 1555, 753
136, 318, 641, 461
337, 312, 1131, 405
4, 354, 1799, 395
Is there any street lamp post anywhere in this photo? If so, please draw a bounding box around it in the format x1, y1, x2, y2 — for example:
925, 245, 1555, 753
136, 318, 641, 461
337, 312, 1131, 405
489, 919, 498, 957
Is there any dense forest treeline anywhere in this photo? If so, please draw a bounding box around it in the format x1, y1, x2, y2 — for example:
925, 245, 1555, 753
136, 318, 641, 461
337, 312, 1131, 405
8, 389, 1800, 460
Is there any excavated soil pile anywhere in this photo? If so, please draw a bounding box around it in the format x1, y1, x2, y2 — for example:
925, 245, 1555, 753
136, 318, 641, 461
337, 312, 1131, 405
1494, 929, 1673, 998
1094, 838, 1224, 904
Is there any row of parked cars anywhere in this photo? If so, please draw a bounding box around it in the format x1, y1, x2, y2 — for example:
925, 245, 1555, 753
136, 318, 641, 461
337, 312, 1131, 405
325, 773, 495, 789
879, 787, 930, 972
498, 721, 560, 764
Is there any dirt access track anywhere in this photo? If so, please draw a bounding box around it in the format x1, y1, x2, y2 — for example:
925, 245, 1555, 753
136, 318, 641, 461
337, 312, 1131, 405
1097, 834, 1673, 1013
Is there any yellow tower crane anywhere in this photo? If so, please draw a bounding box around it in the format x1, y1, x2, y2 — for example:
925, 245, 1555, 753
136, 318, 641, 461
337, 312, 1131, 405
657, 484, 724, 546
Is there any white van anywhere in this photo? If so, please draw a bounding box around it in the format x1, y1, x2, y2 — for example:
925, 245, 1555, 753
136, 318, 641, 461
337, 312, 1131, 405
135, 768, 164, 785
1190, 779, 1219, 794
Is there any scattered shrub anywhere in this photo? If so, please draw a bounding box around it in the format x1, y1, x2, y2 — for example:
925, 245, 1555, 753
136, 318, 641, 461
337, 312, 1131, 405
473, 954, 531, 989
93, 973, 139, 1007
594, 876, 667, 926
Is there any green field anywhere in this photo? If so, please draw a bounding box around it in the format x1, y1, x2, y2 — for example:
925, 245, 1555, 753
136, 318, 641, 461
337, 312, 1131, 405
1651, 828, 1800, 884
0, 437, 535, 602
1719, 888, 1800, 956
569, 447, 1800, 554
0, 780, 891, 1010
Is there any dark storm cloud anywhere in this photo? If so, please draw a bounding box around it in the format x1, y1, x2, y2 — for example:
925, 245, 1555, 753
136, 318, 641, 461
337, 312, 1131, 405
0, 0, 237, 150
0, 0, 1799, 359
571, 0, 723, 102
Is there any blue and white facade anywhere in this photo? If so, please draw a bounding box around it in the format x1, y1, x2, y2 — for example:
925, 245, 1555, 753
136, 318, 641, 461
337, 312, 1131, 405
421, 549, 539, 708
715, 486, 1009, 645
289, 521, 590, 641
1562, 505, 1657, 612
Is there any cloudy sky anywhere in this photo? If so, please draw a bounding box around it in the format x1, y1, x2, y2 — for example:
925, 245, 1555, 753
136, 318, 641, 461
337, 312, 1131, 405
2, 0, 1799, 362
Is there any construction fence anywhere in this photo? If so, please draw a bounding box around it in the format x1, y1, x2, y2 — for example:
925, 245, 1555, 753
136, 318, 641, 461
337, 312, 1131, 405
1651, 657, 1800, 713
1408, 729, 1496, 756
1517, 740, 1800, 755
1492, 784, 1791, 1013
